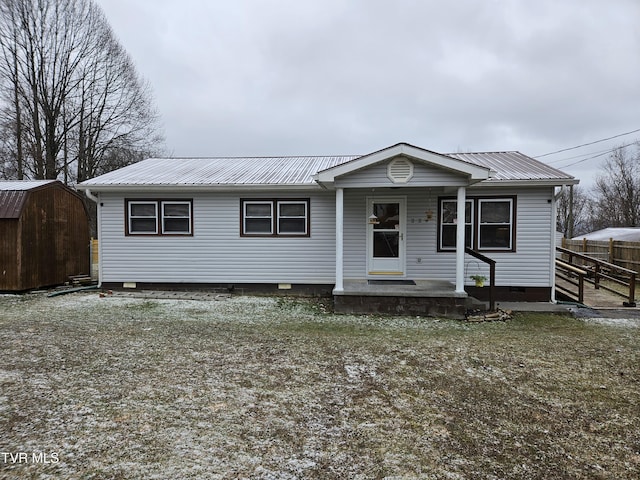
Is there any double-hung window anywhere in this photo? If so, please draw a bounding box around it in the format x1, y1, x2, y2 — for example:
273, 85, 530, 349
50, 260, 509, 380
438, 196, 515, 251
128, 201, 158, 234
126, 199, 193, 235
243, 201, 274, 235
478, 198, 513, 250
440, 199, 473, 250
241, 199, 309, 237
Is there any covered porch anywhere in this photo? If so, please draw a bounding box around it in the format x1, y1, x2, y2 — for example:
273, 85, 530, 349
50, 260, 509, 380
314, 143, 495, 317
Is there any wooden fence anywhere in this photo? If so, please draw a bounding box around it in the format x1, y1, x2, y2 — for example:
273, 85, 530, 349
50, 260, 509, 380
91, 238, 99, 281
562, 238, 640, 273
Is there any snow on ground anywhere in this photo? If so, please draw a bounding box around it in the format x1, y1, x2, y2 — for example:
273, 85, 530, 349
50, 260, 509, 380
1, 292, 639, 479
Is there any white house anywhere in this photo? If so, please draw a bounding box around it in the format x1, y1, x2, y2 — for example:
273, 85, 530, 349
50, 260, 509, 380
78, 143, 578, 316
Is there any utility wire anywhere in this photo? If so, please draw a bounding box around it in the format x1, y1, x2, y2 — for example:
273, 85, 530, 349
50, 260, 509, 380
533, 127, 640, 158
556, 143, 636, 169
546, 142, 635, 165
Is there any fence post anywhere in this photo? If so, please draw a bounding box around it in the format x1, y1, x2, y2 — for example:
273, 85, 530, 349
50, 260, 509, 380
578, 272, 584, 304
627, 272, 636, 307
609, 238, 614, 264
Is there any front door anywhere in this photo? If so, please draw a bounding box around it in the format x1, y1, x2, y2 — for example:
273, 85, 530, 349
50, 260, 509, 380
367, 197, 406, 276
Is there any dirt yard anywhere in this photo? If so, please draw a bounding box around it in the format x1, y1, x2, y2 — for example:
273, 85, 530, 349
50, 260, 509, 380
1, 292, 639, 479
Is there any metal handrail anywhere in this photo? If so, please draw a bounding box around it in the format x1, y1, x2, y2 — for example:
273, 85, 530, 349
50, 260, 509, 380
465, 247, 496, 311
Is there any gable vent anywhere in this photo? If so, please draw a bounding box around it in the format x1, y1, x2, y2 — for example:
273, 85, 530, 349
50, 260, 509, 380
387, 157, 414, 183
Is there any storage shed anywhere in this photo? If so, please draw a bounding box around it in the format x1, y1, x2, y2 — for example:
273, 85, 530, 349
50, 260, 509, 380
0, 180, 90, 291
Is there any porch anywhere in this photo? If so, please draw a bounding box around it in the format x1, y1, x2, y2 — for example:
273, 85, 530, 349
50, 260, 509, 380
333, 279, 486, 318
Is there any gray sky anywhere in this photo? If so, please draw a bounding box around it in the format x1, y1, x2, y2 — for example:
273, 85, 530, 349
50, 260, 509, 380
97, 0, 640, 187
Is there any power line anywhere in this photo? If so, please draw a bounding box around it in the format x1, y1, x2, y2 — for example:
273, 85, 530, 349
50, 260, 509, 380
556, 143, 635, 169
534, 127, 640, 158
547, 142, 635, 165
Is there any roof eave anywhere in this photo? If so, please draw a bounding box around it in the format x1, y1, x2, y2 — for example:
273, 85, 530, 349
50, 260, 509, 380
76, 183, 323, 193
472, 178, 580, 187
316, 143, 493, 183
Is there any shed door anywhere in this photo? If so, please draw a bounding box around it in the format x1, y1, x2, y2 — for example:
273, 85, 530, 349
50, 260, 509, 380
367, 198, 406, 276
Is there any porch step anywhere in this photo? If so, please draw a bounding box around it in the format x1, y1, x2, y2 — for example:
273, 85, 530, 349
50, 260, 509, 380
334, 294, 476, 319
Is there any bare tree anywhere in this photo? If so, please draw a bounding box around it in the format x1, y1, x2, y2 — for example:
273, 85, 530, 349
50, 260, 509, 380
556, 185, 592, 238
0, 0, 163, 182
590, 144, 640, 229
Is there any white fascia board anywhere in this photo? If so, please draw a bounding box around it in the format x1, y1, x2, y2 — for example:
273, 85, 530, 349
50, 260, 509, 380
315, 143, 493, 183
471, 178, 580, 188
75, 184, 323, 193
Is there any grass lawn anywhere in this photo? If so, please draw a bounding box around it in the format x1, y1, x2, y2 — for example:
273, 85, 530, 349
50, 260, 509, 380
0, 293, 639, 479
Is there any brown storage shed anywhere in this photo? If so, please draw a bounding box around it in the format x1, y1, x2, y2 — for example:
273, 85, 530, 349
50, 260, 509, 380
0, 180, 90, 291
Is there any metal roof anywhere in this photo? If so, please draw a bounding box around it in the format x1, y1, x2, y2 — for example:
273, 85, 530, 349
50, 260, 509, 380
572, 227, 640, 242
0, 180, 58, 219
0, 180, 57, 190
78, 149, 576, 189
446, 152, 574, 182
79, 156, 359, 188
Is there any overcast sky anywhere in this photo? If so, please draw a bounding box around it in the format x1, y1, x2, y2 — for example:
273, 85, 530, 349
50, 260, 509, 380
97, 0, 640, 187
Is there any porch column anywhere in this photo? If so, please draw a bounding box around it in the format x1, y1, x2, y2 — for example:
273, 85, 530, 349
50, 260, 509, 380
335, 187, 344, 293
455, 186, 466, 293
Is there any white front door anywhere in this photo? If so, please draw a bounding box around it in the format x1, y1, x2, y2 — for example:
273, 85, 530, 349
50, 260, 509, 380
367, 197, 406, 276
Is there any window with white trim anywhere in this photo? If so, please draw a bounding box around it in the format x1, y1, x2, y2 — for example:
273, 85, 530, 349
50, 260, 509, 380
241, 199, 309, 237
478, 198, 513, 249
162, 201, 192, 234
128, 201, 158, 234
243, 201, 273, 235
439, 199, 473, 250
438, 196, 516, 251
277, 201, 308, 235
126, 199, 193, 235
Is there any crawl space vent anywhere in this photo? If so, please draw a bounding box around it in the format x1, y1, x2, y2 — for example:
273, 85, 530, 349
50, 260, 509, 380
387, 157, 414, 183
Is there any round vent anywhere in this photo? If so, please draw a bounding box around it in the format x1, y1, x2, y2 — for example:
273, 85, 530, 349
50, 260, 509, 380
387, 157, 414, 183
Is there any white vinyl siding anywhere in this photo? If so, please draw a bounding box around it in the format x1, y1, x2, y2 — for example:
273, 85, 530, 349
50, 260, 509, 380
100, 191, 335, 284
335, 159, 468, 188
99, 186, 555, 289
343, 186, 555, 287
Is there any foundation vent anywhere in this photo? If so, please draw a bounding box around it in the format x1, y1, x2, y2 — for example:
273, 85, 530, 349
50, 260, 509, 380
387, 157, 414, 183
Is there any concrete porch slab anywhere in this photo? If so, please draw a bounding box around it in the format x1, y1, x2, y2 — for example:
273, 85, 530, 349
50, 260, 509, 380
336, 279, 467, 298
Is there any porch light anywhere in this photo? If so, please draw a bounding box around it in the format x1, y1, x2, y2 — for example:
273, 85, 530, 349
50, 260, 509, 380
368, 214, 380, 224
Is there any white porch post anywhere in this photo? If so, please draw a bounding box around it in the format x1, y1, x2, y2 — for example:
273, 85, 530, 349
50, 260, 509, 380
455, 186, 466, 293
335, 187, 344, 293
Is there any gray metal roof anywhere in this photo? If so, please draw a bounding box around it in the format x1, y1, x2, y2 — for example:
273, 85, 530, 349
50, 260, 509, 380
446, 152, 574, 182
80, 156, 359, 188
79, 149, 576, 189
572, 227, 640, 242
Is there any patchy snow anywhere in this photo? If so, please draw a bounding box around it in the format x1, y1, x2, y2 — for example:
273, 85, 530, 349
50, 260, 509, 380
581, 317, 640, 328
1, 292, 639, 479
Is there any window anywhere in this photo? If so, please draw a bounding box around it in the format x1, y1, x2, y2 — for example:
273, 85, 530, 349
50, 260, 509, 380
478, 199, 513, 249
438, 197, 515, 251
162, 201, 192, 234
241, 199, 309, 237
126, 199, 192, 235
244, 201, 273, 234
129, 201, 158, 234
440, 199, 473, 250
278, 201, 308, 235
